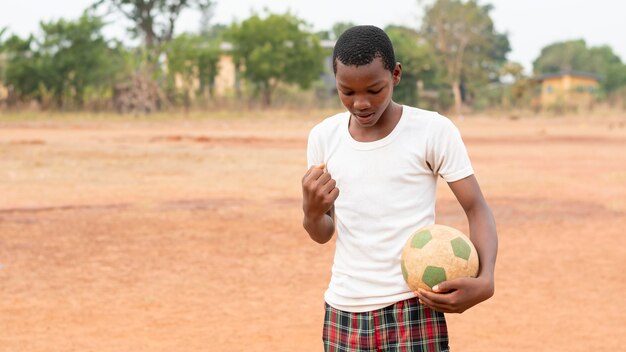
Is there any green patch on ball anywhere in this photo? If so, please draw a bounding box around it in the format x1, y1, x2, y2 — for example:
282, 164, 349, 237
450, 237, 471, 260
401, 261, 408, 282
422, 266, 447, 288
411, 230, 432, 248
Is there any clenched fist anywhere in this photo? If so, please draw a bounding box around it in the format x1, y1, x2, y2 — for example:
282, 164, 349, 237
301, 163, 339, 243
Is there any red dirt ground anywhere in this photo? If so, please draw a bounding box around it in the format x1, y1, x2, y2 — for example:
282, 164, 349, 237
1, 113, 625, 351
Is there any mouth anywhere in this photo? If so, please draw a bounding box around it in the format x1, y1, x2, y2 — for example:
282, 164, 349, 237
353, 112, 375, 122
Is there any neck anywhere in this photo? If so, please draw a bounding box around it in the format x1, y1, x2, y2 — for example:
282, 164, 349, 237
349, 102, 402, 142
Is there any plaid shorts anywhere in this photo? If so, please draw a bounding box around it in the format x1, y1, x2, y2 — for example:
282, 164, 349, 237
323, 297, 449, 352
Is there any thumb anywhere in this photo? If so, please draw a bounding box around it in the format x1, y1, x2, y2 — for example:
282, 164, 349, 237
432, 282, 446, 293
432, 280, 455, 293
433, 277, 468, 293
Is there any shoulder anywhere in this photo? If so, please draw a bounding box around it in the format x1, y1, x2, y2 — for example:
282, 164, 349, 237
308, 111, 349, 140
400, 106, 460, 140
402, 105, 455, 131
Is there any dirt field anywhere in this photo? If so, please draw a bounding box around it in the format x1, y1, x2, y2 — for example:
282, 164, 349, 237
1, 111, 625, 351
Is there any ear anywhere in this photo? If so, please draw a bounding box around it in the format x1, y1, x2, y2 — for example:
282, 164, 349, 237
393, 62, 402, 86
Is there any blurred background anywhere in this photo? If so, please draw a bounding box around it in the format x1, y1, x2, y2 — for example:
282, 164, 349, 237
1, 2, 626, 351
1, 0, 625, 116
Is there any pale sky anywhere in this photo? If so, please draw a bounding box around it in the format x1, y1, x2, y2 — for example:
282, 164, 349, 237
1, 0, 625, 74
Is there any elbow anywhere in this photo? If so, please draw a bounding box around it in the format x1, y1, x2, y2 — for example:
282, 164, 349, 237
311, 234, 333, 244
308, 227, 334, 244
303, 219, 334, 244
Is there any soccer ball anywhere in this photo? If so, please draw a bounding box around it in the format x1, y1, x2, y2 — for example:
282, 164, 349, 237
401, 224, 479, 292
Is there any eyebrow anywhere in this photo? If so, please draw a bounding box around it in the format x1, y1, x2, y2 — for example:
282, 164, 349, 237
337, 80, 385, 90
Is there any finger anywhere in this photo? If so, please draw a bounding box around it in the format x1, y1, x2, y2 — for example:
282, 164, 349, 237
316, 163, 326, 170
316, 172, 332, 185
416, 291, 452, 313
303, 164, 321, 179
303, 167, 314, 180
425, 302, 453, 313
415, 289, 434, 304
418, 288, 454, 306
320, 179, 336, 193
304, 165, 325, 183
328, 186, 340, 201
320, 181, 338, 199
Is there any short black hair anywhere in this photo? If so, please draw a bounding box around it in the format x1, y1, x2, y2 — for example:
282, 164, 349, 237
332, 25, 395, 75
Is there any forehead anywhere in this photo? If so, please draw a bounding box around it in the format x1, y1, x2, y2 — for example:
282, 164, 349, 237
335, 57, 390, 87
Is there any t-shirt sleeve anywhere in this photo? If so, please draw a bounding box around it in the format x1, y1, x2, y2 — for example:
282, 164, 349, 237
306, 125, 324, 169
426, 115, 474, 182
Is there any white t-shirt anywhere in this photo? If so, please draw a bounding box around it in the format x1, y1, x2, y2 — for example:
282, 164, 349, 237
306, 106, 474, 312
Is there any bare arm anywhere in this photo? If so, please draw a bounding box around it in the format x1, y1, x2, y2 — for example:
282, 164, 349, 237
449, 174, 497, 286
303, 206, 335, 244
302, 164, 339, 244
416, 174, 498, 313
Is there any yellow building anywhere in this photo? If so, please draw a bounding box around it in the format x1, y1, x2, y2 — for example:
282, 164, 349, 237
0, 82, 7, 101
210, 40, 336, 98
213, 54, 237, 97
537, 71, 600, 110
169, 42, 239, 101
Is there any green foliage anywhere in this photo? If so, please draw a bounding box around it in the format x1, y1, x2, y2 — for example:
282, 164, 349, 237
385, 25, 440, 106
93, 0, 213, 46
2, 35, 42, 100
163, 33, 220, 105
92, 0, 214, 71
226, 12, 324, 106
533, 40, 626, 93
330, 22, 356, 41
533, 40, 587, 73
40, 15, 120, 107
0, 27, 7, 80
315, 22, 356, 41
2, 14, 125, 109
421, 0, 510, 114
499, 61, 534, 108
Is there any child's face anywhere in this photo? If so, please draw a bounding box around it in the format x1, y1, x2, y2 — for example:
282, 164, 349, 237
335, 56, 401, 128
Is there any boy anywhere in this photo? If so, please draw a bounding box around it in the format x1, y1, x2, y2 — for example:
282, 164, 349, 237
301, 25, 497, 351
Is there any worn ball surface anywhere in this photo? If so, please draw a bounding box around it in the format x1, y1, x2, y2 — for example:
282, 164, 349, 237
401, 224, 479, 291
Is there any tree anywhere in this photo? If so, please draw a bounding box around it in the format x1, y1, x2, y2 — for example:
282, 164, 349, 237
91, 0, 216, 112
420, 0, 510, 115
1, 34, 42, 103
2, 14, 124, 109
0, 27, 7, 80
533, 40, 626, 94
163, 33, 220, 108
385, 25, 440, 106
226, 12, 324, 106
499, 61, 533, 108
330, 22, 356, 41
587, 46, 626, 93
315, 22, 356, 41
40, 15, 122, 108
533, 40, 586, 74
92, 0, 214, 60
198, 1, 215, 36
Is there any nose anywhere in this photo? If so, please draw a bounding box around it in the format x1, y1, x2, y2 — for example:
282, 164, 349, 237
353, 95, 371, 111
